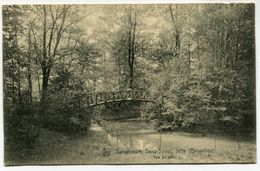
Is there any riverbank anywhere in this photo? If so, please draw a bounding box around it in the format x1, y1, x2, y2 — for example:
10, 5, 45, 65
5, 127, 116, 165
4, 119, 256, 165
98, 118, 256, 163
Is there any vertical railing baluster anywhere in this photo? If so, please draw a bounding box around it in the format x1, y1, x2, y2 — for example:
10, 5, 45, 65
112, 92, 115, 101
120, 91, 123, 100
90, 94, 93, 104
96, 93, 98, 105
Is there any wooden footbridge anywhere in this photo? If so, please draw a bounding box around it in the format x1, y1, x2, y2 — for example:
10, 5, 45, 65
84, 90, 161, 107
69, 90, 162, 128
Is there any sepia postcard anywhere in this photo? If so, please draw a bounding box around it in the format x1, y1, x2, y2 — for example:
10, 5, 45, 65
2, 2, 256, 165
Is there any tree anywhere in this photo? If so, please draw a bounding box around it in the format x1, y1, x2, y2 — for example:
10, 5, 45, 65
168, 4, 183, 74
29, 5, 84, 103
100, 5, 149, 90
146, 4, 255, 132
3, 5, 24, 106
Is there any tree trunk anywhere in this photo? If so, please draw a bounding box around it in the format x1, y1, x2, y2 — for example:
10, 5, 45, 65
28, 70, 33, 104
127, 7, 134, 89
17, 57, 21, 104
130, 9, 136, 89
129, 67, 134, 89
41, 67, 51, 103
41, 5, 49, 106
27, 28, 33, 104
37, 72, 41, 96
187, 14, 191, 76
169, 5, 181, 74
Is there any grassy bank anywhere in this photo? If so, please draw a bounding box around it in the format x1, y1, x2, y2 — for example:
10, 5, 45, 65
5, 122, 256, 165
5, 128, 113, 165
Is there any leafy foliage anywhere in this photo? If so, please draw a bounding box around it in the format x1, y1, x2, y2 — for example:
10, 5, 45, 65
3, 4, 255, 156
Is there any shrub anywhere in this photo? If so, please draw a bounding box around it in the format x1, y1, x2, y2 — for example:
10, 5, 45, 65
42, 87, 92, 134
5, 103, 41, 148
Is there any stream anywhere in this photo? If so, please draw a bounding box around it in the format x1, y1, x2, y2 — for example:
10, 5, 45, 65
90, 118, 254, 154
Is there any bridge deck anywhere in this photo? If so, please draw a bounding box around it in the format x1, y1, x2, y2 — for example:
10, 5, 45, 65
84, 90, 160, 107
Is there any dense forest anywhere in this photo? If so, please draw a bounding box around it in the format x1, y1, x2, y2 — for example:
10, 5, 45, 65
3, 4, 255, 150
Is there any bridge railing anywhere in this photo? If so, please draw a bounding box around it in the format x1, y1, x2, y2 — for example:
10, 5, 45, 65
84, 90, 159, 107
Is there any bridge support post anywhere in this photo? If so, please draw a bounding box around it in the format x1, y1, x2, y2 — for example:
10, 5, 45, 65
90, 94, 93, 105
104, 93, 107, 103
95, 93, 98, 105
112, 92, 115, 101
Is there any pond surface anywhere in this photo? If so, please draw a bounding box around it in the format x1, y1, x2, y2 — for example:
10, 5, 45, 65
92, 118, 255, 154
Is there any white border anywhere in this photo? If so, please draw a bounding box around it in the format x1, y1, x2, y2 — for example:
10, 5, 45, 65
0, 0, 256, 4
0, 0, 258, 171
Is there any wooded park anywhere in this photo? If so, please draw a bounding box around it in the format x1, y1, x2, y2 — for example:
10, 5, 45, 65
3, 4, 255, 164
